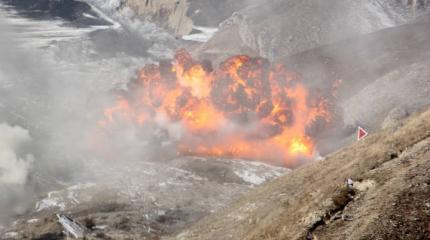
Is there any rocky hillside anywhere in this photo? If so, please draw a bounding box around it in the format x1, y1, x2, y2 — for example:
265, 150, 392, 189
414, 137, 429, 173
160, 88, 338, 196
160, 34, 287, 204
0, 158, 287, 239
170, 105, 430, 240
192, 0, 425, 61
126, 0, 192, 36
125, 0, 249, 35
279, 12, 430, 154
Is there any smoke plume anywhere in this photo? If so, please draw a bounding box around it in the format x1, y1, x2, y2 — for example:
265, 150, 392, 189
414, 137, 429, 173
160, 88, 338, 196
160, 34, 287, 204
0, 123, 34, 185
0, 123, 35, 223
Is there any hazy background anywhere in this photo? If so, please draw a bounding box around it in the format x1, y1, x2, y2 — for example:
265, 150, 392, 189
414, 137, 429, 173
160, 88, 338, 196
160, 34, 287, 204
0, 6, 158, 222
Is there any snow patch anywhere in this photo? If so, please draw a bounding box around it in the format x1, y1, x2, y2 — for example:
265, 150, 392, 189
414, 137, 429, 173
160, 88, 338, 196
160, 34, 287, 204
4, 232, 18, 238
93, 225, 108, 230
182, 26, 218, 43
35, 191, 66, 211
86, 2, 121, 29
234, 170, 267, 185
83, 13, 97, 19
27, 219, 39, 224
231, 159, 287, 185
35, 183, 95, 211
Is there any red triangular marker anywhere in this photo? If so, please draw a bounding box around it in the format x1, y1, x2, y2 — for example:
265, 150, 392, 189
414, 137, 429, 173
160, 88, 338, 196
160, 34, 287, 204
357, 126, 368, 141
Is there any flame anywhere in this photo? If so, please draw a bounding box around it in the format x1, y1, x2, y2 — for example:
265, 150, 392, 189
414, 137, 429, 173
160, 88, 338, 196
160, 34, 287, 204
99, 49, 335, 166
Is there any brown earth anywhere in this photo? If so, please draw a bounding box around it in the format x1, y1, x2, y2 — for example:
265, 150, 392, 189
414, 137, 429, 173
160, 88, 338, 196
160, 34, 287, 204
169, 108, 430, 240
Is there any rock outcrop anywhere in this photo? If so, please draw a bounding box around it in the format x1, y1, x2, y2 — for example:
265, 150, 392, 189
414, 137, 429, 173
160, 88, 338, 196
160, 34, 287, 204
125, 0, 249, 35
127, 0, 193, 35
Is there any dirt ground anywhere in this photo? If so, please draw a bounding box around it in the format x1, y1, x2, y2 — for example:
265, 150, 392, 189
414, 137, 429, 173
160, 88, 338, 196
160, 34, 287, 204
170, 108, 430, 240
0, 157, 286, 240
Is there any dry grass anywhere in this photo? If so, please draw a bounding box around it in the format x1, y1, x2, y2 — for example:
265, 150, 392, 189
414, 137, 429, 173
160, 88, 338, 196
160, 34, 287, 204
170, 109, 430, 240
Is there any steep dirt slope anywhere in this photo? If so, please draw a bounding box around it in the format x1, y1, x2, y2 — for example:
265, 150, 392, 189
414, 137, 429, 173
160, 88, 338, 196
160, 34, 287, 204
171, 108, 430, 240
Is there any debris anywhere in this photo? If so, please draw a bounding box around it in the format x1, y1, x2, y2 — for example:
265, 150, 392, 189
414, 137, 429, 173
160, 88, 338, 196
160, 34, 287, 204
342, 215, 354, 221
4, 232, 18, 238
57, 214, 86, 239
346, 178, 354, 189
27, 219, 39, 224
93, 225, 108, 230
354, 179, 376, 192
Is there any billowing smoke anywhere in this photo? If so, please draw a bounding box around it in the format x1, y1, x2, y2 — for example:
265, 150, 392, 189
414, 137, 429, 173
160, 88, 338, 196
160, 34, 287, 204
0, 6, 172, 224
0, 123, 33, 185
0, 12, 94, 223
0, 123, 34, 223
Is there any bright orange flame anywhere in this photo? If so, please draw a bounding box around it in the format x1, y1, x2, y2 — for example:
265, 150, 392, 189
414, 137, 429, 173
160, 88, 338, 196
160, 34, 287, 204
288, 138, 311, 155
177, 64, 212, 98
181, 100, 226, 133
99, 49, 335, 166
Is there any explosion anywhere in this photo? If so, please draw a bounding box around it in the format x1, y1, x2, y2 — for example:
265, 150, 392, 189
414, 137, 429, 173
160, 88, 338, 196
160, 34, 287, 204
99, 49, 334, 166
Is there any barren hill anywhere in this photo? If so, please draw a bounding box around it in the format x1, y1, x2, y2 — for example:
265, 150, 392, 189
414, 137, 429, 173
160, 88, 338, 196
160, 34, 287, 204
171, 106, 430, 240
282, 12, 430, 155
193, 0, 422, 61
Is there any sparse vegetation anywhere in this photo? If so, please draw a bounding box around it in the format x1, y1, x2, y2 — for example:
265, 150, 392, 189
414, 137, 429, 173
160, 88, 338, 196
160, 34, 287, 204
171, 109, 430, 239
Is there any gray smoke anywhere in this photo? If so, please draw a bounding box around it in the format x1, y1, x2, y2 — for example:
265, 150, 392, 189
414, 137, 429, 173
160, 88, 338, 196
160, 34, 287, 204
0, 123, 33, 185
0, 12, 97, 223
0, 123, 35, 222
0, 5, 172, 224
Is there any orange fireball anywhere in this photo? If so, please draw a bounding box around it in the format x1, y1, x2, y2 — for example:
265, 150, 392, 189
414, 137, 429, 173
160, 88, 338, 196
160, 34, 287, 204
99, 49, 334, 166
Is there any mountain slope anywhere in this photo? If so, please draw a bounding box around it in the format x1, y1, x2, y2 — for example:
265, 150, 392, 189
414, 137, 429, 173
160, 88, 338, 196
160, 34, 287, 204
279, 12, 430, 151
0, 157, 287, 239
193, 0, 420, 61
171, 107, 430, 240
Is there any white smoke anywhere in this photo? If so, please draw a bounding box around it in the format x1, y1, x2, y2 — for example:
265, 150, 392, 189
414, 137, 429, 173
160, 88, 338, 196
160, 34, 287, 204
0, 123, 34, 185
0, 123, 35, 223
0, 4, 173, 223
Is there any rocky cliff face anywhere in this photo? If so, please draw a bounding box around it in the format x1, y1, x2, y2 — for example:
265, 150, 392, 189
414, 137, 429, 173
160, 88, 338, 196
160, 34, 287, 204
127, 0, 193, 35
125, 0, 250, 35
